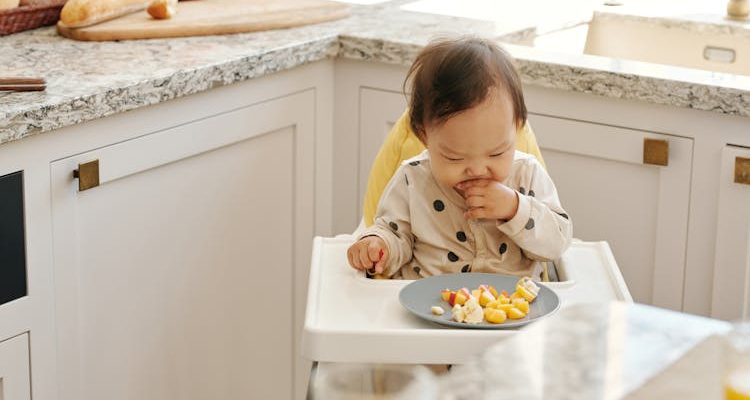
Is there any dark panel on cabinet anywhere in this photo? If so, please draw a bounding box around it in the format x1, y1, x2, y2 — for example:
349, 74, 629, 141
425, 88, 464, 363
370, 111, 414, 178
0, 171, 27, 305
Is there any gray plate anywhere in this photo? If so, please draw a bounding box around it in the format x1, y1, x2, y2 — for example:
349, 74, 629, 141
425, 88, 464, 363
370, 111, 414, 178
398, 273, 560, 329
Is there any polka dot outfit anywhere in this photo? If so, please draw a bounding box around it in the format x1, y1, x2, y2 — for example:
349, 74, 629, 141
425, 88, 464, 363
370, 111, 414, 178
359, 150, 573, 279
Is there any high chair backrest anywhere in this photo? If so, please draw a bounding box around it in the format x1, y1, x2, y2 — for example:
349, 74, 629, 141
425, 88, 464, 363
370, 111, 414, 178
362, 110, 547, 227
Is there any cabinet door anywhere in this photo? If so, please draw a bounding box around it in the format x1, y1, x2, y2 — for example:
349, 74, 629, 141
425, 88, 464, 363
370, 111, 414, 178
712, 145, 750, 320
51, 91, 315, 400
529, 114, 693, 310
358, 88, 408, 218
0, 334, 30, 400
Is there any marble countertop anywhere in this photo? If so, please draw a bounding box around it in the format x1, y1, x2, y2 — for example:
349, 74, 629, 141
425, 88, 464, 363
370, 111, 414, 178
2, 0, 750, 147
438, 302, 731, 400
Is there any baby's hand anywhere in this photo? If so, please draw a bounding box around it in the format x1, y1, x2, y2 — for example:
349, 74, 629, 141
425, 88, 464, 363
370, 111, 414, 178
455, 179, 519, 221
347, 236, 389, 274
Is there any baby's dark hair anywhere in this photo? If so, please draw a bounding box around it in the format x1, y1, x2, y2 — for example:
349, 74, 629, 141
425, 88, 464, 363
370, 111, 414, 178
405, 36, 527, 138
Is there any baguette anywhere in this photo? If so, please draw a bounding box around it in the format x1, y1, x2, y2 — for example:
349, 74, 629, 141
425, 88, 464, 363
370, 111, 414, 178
59, 0, 150, 28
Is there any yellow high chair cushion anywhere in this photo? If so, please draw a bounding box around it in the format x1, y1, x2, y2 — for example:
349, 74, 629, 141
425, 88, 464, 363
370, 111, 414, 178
363, 110, 546, 227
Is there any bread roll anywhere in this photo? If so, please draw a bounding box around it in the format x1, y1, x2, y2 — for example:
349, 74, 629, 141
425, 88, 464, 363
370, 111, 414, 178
147, 0, 177, 20
59, 0, 150, 28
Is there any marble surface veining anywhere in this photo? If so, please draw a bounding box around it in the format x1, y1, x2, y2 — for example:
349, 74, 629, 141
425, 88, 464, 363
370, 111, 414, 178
437, 302, 731, 400
2, 0, 750, 146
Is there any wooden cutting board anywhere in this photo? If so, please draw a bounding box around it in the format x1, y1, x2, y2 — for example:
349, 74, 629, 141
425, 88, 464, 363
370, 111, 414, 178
57, 0, 350, 41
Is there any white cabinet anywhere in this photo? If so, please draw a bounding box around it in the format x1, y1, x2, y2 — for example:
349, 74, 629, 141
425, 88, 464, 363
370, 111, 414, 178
0, 334, 30, 400
529, 114, 693, 310
50, 91, 316, 400
712, 145, 750, 320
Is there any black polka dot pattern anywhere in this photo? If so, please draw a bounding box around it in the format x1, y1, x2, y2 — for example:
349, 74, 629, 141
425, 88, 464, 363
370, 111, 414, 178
461, 264, 471, 273
525, 218, 535, 230
413, 266, 421, 275
519, 187, 526, 195
389, 222, 398, 231
433, 200, 445, 212
528, 190, 535, 197
499, 243, 507, 254
447, 251, 459, 262
456, 231, 467, 242
409, 161, 420, 166
557, 212, 569, 220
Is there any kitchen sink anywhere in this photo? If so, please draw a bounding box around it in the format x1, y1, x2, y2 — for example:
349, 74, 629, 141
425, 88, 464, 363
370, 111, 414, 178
516, 11, 750, 76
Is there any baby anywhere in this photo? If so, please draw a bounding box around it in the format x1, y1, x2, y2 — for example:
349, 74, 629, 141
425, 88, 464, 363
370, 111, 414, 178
348, 36, 572, 279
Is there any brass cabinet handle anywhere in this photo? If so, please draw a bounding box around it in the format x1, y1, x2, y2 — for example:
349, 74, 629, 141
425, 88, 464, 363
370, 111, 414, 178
643, 138, 669, 166
72, 160, 100, 192
736, 156, 750, 185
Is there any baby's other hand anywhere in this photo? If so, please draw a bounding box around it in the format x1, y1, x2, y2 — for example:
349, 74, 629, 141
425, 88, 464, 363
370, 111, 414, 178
455, 179, 519, 221
347, 236, 389, 274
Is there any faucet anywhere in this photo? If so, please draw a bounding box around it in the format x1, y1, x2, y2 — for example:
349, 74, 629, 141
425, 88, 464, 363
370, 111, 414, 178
727, 0, 749, 20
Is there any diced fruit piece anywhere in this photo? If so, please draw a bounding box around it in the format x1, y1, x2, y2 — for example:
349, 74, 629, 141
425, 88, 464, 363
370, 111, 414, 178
512, 298, 530, 313
510, 292, 522, 301
479, 284, 497, 298
441, 289, 451, 302
462, 298, 484, 324
516, 276, 540, 302
484, 308, 507, 324
496, 303, 514, 312
431, 306, 445, 315
515, 285, 536, 302
448, 291, 457, 306
507, 307, 526, 319
472, 289, 481, 299
501, 290, 509, 298
451, 304, 465, 322
478, 290, 496, 307
455, 291, 469, 306
499, 295, 510, 304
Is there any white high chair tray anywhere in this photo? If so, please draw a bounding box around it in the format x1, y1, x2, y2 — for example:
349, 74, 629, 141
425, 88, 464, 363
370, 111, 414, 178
301, 236, 632, 365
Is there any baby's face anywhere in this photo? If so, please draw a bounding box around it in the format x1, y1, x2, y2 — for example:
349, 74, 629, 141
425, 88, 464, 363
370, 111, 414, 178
423, 90, 516, 194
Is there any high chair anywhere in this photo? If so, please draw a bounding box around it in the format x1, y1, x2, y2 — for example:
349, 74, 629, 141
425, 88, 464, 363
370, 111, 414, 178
301, 110, 633, 391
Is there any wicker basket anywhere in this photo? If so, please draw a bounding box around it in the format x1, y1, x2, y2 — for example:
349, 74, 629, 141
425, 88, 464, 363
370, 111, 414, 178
0, 0, 67, 36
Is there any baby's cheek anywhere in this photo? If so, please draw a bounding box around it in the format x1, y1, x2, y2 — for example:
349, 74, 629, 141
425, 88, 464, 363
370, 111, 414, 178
491, 164, 512, 183
432, 164, 460, 187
